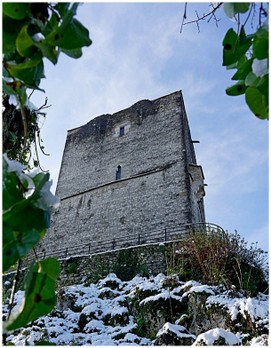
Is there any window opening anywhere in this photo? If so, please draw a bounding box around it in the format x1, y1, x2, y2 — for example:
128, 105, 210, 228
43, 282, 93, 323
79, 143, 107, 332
119, 126, 125, 137
116, 165, 122, 180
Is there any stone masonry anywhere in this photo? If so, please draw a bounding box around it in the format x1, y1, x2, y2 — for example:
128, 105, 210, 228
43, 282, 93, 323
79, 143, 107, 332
41, 90, 206, 256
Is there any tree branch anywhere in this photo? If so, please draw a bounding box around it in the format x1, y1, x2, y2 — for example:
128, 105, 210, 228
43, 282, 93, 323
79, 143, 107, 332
180, 2, 223, 33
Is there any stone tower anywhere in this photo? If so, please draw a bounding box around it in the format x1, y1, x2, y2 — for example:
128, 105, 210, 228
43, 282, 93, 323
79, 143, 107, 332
42, 90, 206, 256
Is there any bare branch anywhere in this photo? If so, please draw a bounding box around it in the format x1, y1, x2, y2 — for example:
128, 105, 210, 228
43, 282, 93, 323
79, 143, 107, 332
243, 3, 253, 28
180, 2, 223, 33
180, 2, 188, 34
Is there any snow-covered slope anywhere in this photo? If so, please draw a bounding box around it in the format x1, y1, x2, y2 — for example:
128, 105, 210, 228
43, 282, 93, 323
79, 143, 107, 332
3, 273, 269, 346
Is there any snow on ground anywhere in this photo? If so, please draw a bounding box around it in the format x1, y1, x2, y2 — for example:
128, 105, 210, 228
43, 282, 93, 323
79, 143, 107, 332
193, 328, 241, 346
157, 322, 196, 340
2, 273, 269, 346
182, 284, 217, 297
206, 291, 269, 331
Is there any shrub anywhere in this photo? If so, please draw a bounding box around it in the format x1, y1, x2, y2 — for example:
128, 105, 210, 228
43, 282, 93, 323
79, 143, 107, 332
173, 229, 268, 296
112, 249, 148, 281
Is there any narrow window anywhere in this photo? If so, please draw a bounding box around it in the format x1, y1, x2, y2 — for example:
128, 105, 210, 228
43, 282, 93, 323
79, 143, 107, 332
119, 126, 125, 137
116, 165, 122, 180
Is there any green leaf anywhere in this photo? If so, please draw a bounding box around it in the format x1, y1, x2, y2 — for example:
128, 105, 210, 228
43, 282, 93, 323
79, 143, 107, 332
226, 81, 247, 96
3, 166, 52, 271
3, 227, 41, 272
232, 58, 253, 80
223, 27, 252, 66
5, 258, 60, 331
53, 3, 71, 17
16, 24, 37, 58
256, 75, 269, 101
222, 28, 238, 66
7, 59, 45, 89
2, 79, 17, 96
53, 17, 91, 49
3, 165, 24, 211
42, 13, 59, 37
31, 172, 50, 198
253, 27, 268, 60
61, 47, 83, 59
34, 42, 59, 65
3, 3, 29, 20
3, 223, 20, 272
245, 72, 261, 87
45, 5, 91, 50
224, 3, 250, 18
4, 203, 49, 233
245, 87, 268, 119
239, 26, 253, 47
2, 78, 28, 102
7, 54, 43, 70
234, 3, 251, 13
2, 16, 25, 54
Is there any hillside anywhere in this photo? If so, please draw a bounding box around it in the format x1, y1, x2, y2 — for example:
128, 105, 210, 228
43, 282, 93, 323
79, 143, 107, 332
3, 272, 269, 346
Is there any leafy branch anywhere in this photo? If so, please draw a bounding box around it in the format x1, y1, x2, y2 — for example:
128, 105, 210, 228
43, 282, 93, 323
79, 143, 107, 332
2, 3, 92, 340
180, 2, 269, 120
3, 2, 92, 167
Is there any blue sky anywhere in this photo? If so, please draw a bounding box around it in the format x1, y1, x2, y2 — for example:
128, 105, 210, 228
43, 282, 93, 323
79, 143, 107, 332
30, 3, 268, 250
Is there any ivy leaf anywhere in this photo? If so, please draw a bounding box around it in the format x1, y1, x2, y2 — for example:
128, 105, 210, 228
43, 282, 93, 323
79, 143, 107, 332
226, 81, 247, 96
7, 54, 43, 71
3, 223, 20, 272
224, 3, 250, 18
53, 3, 71, 17
3, 16, 25, 54
231, 58, 253, 80
4, 203, 49, 234
223, 28, 238, 65
3, 3, 29, 20
5, 258, 60, 331
42, 13, 59, 37
245, 72, 261, 87
46, 17, 92, 50
45, 4, 91, 50
2, 79, 17, 96
7, 59, 45, 90
34, 42, 59, 65
16, 24, 38, 58
3, 165, 52, 272
3, 200, 49, 272
31, 172, 50, 198
2, 164, 24, 211
3, 226, 41, 272
223, 27, 252, 67
61, 47, 83, 59
253, 26, 268, 60
256, 75, 269, 101
245, 87, 268, 119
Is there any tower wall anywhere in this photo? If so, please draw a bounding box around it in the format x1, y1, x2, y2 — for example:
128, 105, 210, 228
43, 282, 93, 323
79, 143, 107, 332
42, 91, 205, 253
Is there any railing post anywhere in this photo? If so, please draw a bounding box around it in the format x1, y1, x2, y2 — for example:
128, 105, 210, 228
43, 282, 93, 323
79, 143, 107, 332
88, 243, 91, 253
112, 239, 115, 250
138, 234, 141, 245
65, 248, 68, 258
164, 228, 167, 241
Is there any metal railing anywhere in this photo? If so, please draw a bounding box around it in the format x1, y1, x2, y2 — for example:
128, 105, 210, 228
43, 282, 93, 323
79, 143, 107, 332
30, 222, 224, 261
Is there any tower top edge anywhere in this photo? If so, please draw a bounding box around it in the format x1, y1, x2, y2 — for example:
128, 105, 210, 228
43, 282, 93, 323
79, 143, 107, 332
67, 90, 183, 133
